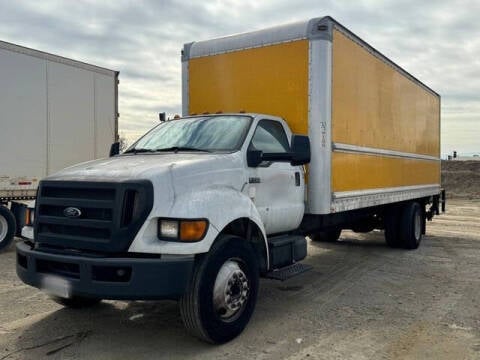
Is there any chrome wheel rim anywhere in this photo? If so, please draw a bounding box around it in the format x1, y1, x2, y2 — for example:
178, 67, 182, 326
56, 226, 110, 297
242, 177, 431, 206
213, 259, 250, 321
0, 215, 8, 242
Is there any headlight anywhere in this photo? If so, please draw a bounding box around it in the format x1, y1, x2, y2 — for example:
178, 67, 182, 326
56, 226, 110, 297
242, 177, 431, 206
159, 220, 179, 238
158, 219, 208, 242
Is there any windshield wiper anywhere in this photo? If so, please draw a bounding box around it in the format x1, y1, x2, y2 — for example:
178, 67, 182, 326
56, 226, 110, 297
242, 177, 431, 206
123, 148, 156, 154
154, 146, 211, 153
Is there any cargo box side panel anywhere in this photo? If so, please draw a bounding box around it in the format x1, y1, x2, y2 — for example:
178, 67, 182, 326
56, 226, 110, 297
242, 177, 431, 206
0, 48, 47, 181
47, 62, 95, 174
330, 28, 440, 211
188, 40, 309, 135
331, 29, 440, 157
332, 153, 440, 192
94, 74, 117, 158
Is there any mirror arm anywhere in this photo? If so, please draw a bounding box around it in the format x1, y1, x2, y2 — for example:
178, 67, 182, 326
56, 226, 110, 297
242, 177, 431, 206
261, 152, 293, 162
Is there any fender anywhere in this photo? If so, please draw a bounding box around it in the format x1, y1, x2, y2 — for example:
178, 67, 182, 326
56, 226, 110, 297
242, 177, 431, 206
128, 186, 268, 263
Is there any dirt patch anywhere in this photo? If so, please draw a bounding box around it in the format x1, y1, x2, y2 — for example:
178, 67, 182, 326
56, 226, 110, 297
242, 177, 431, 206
442, 160, 480, 199
0, 200, 479, 359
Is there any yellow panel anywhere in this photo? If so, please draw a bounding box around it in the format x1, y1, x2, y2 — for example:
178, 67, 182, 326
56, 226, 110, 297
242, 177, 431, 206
188, 40, 309, 134
332, 30, 440, 157
332, 152, 440, 192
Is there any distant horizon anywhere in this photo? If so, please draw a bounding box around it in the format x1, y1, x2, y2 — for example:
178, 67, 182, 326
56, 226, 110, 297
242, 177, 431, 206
443, 151, 480, 159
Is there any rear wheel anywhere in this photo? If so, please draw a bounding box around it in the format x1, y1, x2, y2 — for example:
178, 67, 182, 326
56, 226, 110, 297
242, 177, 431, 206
51, 296, 101, 308
310, 228, 341, 242
0, 206, 16, 252
399, 202, 424, 249
179, 235, 259, 344
384, 206, 401, 248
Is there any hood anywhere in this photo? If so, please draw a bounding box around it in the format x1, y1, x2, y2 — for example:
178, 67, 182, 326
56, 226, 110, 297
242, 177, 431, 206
46, 152, 245, 185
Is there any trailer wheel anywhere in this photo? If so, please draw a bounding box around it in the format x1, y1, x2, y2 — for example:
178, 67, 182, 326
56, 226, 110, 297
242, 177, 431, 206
51, 296, 101, 308
0, 206, 16, 251
399, 202, 423, 250
310, 228, 341, 242
384, 207, 401, 248
179, 235, 259, 344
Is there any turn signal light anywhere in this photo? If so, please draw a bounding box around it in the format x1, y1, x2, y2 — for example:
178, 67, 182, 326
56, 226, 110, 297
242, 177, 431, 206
180, 220, 208, 241
25, 208, 35, 226
158, 219, 208, 242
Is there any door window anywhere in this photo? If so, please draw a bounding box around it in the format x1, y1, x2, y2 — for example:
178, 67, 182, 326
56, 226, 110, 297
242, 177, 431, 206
249, 120, 290, 153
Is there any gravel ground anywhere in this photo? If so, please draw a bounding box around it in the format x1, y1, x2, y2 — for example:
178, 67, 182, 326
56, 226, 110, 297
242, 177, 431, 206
0, 199, 479, 359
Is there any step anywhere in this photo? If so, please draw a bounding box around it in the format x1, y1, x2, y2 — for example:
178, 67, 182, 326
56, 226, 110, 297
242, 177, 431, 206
268, 235, 307, 269
264, 262, 313, 281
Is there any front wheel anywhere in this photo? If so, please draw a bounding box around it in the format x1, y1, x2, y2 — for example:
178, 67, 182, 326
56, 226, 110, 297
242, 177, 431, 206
179, 235, 259, 344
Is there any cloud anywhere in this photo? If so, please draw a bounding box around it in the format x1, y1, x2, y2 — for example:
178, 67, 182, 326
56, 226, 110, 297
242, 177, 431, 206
0, 0, 478, 156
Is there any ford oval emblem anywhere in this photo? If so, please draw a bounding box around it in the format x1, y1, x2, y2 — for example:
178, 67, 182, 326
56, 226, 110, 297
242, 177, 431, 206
64, 207, 82, 218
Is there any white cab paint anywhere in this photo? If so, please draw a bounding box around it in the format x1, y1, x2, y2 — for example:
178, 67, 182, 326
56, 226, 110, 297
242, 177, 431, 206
47, 115, 305, 258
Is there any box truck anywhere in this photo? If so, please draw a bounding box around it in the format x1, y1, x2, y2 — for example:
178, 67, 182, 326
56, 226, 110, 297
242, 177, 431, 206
16, 17, 444, 343
0, 40, 119, 251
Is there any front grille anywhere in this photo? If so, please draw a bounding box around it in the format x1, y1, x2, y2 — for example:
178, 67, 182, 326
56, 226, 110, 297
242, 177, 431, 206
34, 180, 153, 253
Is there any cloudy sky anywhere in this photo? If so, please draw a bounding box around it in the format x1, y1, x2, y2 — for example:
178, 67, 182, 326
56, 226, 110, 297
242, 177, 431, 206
1, 0, 478, 157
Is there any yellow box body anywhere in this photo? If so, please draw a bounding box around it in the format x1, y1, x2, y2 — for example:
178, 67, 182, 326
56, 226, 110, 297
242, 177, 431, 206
184, 17, 441, 213
188, 40, 309, 135
331, 30, 440, 192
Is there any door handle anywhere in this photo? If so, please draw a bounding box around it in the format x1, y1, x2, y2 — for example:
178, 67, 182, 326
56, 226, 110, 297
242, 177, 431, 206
295, 172, 300, 186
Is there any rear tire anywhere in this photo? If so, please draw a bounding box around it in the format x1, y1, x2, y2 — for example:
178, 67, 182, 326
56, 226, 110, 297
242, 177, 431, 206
179, 235, 259, 344
384, 206, 401, 248
310, 228, 341, 242
0, 206, 16, 252
399, 202, 423, 250
51, 296, 101, 308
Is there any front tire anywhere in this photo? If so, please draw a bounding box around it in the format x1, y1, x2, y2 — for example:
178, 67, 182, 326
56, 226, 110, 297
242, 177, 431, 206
179, 235, 259, 344
0, 206, 16, 252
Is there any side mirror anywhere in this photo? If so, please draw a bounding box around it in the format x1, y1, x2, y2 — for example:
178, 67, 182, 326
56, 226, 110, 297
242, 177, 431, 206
290, 135, 310, 165
247, 150, 263, 167
109, 142, 120, 157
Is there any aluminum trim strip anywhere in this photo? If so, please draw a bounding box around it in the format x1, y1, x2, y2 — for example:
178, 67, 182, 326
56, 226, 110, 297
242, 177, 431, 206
181, 60, 189, 116
333, 143, 440, 161
307, 39, 332, 215
189, 20, 312, 59
0, 40, 116, 77
333, 184, 440, 199
332, 185, 441, 213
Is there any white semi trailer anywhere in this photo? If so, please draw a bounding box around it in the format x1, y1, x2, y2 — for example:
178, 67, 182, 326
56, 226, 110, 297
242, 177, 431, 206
0, 40, 118, 251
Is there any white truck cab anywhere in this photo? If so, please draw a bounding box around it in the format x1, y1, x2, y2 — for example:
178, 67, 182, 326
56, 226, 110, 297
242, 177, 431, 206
17, 113, 311, 343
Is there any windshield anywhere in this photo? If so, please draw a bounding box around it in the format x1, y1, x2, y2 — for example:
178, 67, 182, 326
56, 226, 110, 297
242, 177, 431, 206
126, 115, 252, 153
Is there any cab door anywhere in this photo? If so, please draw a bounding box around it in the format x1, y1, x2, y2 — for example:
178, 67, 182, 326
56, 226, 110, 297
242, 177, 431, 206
245, 119, 304, 234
